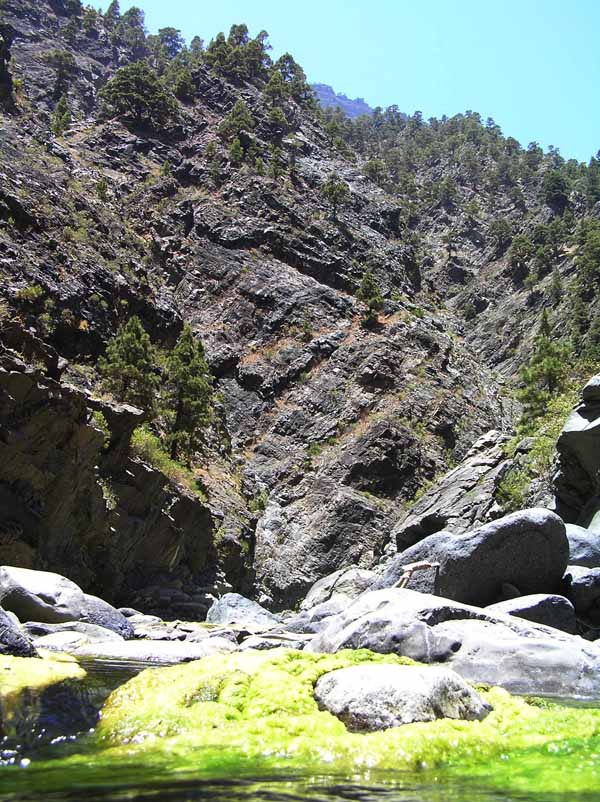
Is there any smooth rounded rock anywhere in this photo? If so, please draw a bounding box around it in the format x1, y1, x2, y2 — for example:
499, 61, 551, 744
0, 566, 86, 624
582, 375, 600, 404
0, 567, 133, 638
566, 524, 600, 568
314, 664, 491, 731
485, 594, 576, 634
562, 566, 600, 620
206, 593, 280, 628
373, 509, 569, 607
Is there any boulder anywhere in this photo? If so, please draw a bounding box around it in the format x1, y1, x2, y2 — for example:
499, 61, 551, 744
562, 566, 600, 621
0, 606, 37, 657
300, 567, 376, 611
0, 566, 84, 624
308, 588, 600, 697
485, 594, 576, 634
373, 509, 569, 607
206, 593, 280, 628
79, 594, 134, 639
566, 524, 600, 568
0, 566, 134, 638
314, 664, 491, 732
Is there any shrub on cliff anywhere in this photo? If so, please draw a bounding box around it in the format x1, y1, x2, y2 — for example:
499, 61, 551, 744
99, 61, 176, 128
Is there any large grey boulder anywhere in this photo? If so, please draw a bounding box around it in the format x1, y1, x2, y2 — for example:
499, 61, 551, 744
206, 593, 280, 628
300, 568, 376, 611
0, 567, 133, 638
373, 509, 569, 607
314, 664, 491, 732
562, 566, 600, 622
0, 606, 37, 657
566, 524, 600, 568
485, 594, 576, 634
308, 588, 600, 698
0, 567, 84, 624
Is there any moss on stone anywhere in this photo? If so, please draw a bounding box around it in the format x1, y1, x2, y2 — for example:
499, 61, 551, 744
0, 653, 86, 741
0, 652, 85, 698
94, 649, 600, 777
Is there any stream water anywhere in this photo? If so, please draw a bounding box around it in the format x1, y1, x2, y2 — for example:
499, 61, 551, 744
1, 659, 598, 802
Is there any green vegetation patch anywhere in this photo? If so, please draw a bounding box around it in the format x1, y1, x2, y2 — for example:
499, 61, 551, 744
90, 649, 600, 781
0, 653, 86, 741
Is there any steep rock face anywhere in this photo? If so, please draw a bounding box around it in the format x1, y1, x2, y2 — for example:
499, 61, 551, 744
391, 429, 512, 551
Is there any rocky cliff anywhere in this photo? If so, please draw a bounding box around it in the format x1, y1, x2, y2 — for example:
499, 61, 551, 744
0, 0, 595, 613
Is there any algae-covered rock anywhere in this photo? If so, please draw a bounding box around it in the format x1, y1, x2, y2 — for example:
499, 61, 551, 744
0, 653, 90, 747
92, 649, 600, 777
313, 664, 492, 731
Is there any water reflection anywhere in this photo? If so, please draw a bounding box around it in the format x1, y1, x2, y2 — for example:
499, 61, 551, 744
0, 769, 581, 802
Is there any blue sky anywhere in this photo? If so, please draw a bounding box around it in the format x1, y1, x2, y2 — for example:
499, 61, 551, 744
116, 0, 600, 163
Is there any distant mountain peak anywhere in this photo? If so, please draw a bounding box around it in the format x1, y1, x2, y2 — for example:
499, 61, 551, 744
311, 83, 373, 118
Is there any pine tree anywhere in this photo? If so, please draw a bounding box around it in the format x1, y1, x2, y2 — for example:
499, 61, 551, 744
508, 234, 533, 281
585, 315, 600, 362
51, 94, 71, 136
229, 136, 244, 165
217, 99, 255, 141
103, 0, 120, 30
268, 145, 284, 179
357, 269, 384, 327
264, 69, 286, 105
517, 310, 569, 430
570, 276, 590, 352
489, 218, 512, 253
322, 172, 350, 219
163, 325, 212, 461
550, 268, 562, 305
99, 61, 176, 128
98, 316, 159, 413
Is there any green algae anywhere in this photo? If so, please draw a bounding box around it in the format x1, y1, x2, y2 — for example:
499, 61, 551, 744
0, 652, 87, 740
90, 648, 600, 780
3, 648, 600, 801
